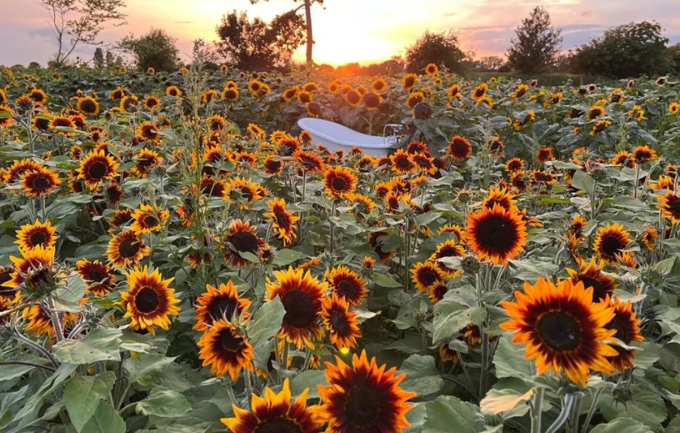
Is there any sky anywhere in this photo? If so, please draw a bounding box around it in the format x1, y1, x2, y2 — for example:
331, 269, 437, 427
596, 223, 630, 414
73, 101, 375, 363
0, 0, 679, 67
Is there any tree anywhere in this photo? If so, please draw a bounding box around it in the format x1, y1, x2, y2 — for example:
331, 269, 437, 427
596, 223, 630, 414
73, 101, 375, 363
476, 56, 505, 72
215, 10, 305, 70
93, 47, 104, 68
37, 0, 126, 69
248, 0, 323, 65
507, 6, 562, 73
569, 21, 670, 78
665, 42, 680, 76
119, 29, 180, 72
405, 30, 467, 75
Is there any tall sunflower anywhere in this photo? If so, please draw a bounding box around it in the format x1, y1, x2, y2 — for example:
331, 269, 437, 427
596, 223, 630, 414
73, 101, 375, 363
198, 319, 253, 380
266, 267, 326, 349
194, 281, 251, 331
447, 135, 472, 160
222, 379, 320, 433
4, 245, 55, 292
134, 148, 161, 178
323, 166, 357, 199
466, 204, 527, 265
264, 198, 299, 247
411, 261, 445, 293
593, 223, 630, 263
501, 278, 617, 386
320, 293, 361, 349
131, 203, 169, 235
21, 167, 60, 198
106, 230, 151, 269
224, 177, 263, 209
401, 73, 417, 91
317, 350, 417, 433
77, 150, 119, 190
76, 259, 114, 296
15, 219, 56, 251
327, 265, 368, 307
120, 265, 180, 335
390, 149, 416, 174
76, 96, 99, 116
294, 149, 325, 174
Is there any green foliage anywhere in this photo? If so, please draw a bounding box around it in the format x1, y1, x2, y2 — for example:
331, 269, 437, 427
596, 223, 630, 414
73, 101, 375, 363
119, 28, 180, 72
507, 6, 562, 73
405, 30, 467, 75
569, 21, 670, 78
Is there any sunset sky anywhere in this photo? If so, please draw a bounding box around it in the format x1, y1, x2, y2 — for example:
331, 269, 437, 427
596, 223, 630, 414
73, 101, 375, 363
1, 0, 679, 67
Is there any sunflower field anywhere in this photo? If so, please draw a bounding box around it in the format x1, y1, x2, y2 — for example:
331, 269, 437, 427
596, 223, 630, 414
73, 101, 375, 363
0, 60, 680, 433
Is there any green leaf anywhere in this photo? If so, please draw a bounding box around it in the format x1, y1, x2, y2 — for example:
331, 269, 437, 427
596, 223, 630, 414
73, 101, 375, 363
599, 389, 667, 428
509, 260, 559, 281
54, 328, 123, 364
80, 400, 125, 433
373, 273, 403, 288
631, 341, 661, 369
0, 364, 35, 381
415, 211, 442, 227
571, 170, 595, 194
398, 355, 444, 398
14, 364, 77, 422
290, 370, 327, 400
273, 249, 305, 266
248, 297, 285, 344
124, 353, 176, 386
493, 336, 534, 379
432, 305, 486, 343
135, 387, 191, 418
589, 418, 653, 433
423, 395, 485, 433
64, 372, 116, 432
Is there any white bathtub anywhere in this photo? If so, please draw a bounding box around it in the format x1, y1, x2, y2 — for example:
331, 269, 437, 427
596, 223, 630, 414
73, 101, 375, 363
297, 118, 398, 157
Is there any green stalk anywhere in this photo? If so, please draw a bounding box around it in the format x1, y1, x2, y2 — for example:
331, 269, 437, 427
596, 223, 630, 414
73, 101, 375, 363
530, 388, 545, 433
546, 394, 576, 433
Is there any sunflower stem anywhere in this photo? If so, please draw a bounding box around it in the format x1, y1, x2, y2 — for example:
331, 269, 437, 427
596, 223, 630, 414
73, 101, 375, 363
530, 387, 544, 433
633, 164, 640, 199
244, 371, 254, 410
47, 299, 64, 342
329, 201, 336, 254
546, 394, 576, 433
568, 393, 584, 433
580, 387, 604, 433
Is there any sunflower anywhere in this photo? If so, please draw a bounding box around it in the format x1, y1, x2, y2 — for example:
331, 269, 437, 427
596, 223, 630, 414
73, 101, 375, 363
632, 145, 657, 163
669, 102, 680, 115
120, 265, 180, 334
224, 177, 263, 209
430, 239, 465, 278
372, 78, 387, 93
536, 146, 554, 163
567, 214, 587, 240
446, 83, 461, 99
143, 95, 161, 111
24, 305, 63, 337
221, 87, 239, 101
604, 296, 643, 372
76, 259, 114, 296
368, 230, 396, 263
166, 85, 181, 97
106, 230, 151, 269
589, 120, 611, 136
0, 105, 13, 129
76, 149, 119, 190
323, 166, 357, 199
405, 91, 424, 109
344, 89, 361, 107
362, 92, 381, 110
21, 166, 60, 198
134, 148, 161, 178
120, 95, 139, 113
389, 149, 416, 174
49, 115, 76, 135
411, 152, 436, 174
223, 219, 265, 268
15, 219, 56, 251
327, 265, 367, 307
136, 121, 160, 144
411, 261, 445, 293
318, 350, 417, 433
222, 378, 319, 433
4, 245, 55, 291
297, 90, 313, 104
504, 158, 524, 173
610, 151, 632, 167
28, 88, 47, 104
566, 257, 617, 302
593, 223, 631, 263
482, 186, 516, 211
656, 190, 680, 223
130, 203, 169, 235
530, 170, 556, 185
320, 293, 361, 350
294, 149, 325, 174
264, 198, 299, 246
628, 105, 644, 121
263, 155, 284, 174
76, 96, 99, 116
195, 319, 253, 380
501, 277, 617, 386
487, 137, 504, 157
108, 208, 133, 230
466, 203, 527, 265
447, 135, 472, 160
194, 281, 250, 331
641, 226, 658, 250
266, 267, 326, 349
402, 73, 417, 91
471, 83, 488, 100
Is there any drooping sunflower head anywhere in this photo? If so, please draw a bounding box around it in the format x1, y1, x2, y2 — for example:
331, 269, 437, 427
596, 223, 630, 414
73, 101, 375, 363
318, 350, 417, 433
106, 230, 151, 269
466, 204, 527, 265
501, 277, 617, 386
266, 267, 326, 349
593, 223, 631, 263
327, 265, 368, 307
77, 149, 119, 190
120, 265, 180, 334
264, 198, 299, 247
566, 256, 617, 302
604, 296, 644, 372
76, 259, 115, 296
223, 219, 265, 268
447, 135, 472, 161
323, 166, 357, 199
5, 245, 56, 294
15, 219, 57, 252
198, 319, 254, 381
222, 379, 320, 433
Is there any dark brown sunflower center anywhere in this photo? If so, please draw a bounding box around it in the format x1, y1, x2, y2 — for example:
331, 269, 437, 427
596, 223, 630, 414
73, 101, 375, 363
238, 186, 253, 202
254, 418, 303, 433
432, 283, 448, 301
344, 386, 382, 426
417, 268, 440, 287
229, 231, 259, 254
88, 161, 108, 179
218, 328, 245, 352
330, 310, 349, 334
331, 176, 347, 191
336, 279, 358, 297
88, 269, 107, 283
135, 287, 160, 313
607, 316, 631, 343
32, 176, 50, 190
474, 214, 518, 253
580, 276, 608, 301
28, 268, 52, 287
451, 141, 468, 156
274, 208, 291, 228
282, 290, 316, 328
209, 297, 238, 322
143, 215, 159, 227
667, 197, 680, 216
600, 235, 623, 257
537, 311, 581, 351
396, 156, 412, 169
81, 100, 97, 113
119, 238, 140, 258
29, 231, 47, 246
